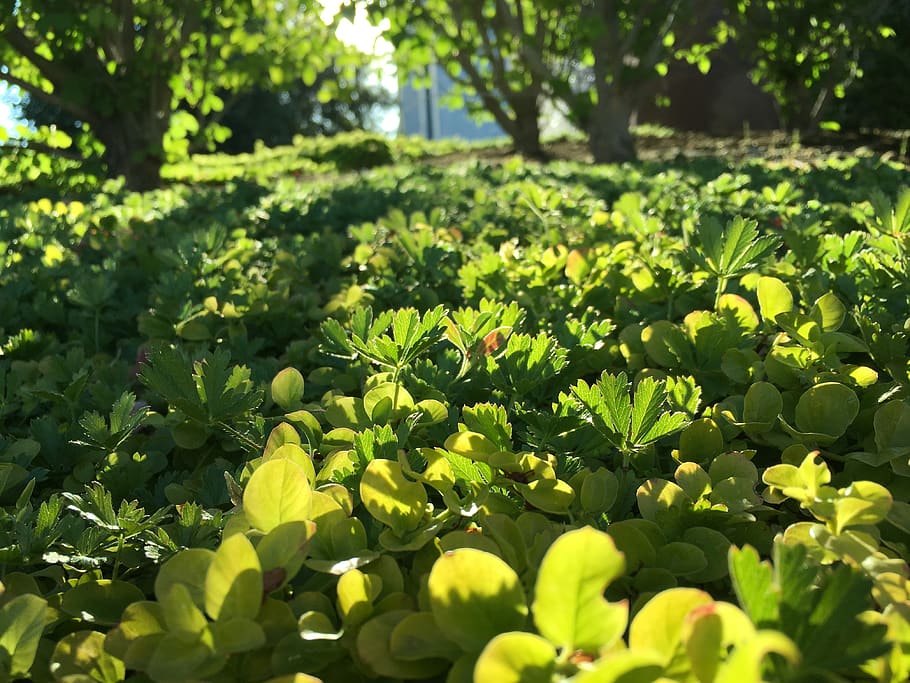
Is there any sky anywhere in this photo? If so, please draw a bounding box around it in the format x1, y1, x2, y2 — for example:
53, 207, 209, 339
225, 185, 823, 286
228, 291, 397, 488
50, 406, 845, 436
0, 3, 396, 137
0, 82, 20, 135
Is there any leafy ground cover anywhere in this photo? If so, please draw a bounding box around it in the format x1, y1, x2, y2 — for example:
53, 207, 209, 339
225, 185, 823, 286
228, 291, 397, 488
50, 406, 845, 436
1, 132, 910, 682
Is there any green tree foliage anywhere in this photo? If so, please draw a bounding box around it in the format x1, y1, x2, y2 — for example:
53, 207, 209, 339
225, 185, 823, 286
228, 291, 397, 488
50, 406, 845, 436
211, 68, 395, 154
366, 0, 705, 163
18, 65, 394, 155
830, 0, 910, 131
724, 0, 896, 130
367, 0, 561, 159
370, 0, 899, 161
0, 0, 345, 189
547, 0, 703, 163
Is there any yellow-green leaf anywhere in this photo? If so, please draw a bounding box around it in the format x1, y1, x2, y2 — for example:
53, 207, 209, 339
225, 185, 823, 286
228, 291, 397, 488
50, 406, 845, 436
532, 527, 627, 653
474, 632, 556, 683
428, 548, 527, 652
204, 532, 262, 622
243, 459, 313, 533
359, 458, 427, 535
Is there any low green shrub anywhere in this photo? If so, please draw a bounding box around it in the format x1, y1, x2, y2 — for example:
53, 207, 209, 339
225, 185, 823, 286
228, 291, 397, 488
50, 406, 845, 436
1, 146, 909, 681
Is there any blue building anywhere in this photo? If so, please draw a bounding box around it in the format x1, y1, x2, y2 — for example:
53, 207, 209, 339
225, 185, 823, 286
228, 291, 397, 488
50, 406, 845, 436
399, 64, 505, 141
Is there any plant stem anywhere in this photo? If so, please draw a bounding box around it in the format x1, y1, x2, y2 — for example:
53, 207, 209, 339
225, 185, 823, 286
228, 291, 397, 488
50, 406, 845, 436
714, 275, 727, 309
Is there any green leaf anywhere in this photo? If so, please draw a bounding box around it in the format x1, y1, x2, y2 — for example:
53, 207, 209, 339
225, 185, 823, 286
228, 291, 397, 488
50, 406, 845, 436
474, 632, 556, 683
701, 216, 780, 277
682, 527, 731, 583
256, 521, 317, 589
809, 293, 846, 332
205, 532, 262, 622
271, 368, 305, 412
636, 479, 689, 524
684, 608, 723, 683
532, 527, 627, 653
0, 594, 47, 678
359, 459, 427, 535
675, 462, 711, 501
631, 378, 688, 446
336, 569, 381, 628
654, 541, 708, 577
642, 320, 695, 368
578, 468, 620, 515
264, 443, 316, 484
676, 419, 724, 463
756, 276, 793, 323
874, 400, 910, 457
798, 563, 889, 669
389, 612, 463, 662
75, 391, 148, 451
665, 375, 702, 416
794, 382, 859, 440
60, 579, 146, 626
462, 403, 512, 450
160, 583, 207, 637
570, 372, 631, 442
146, 634, 213, 681
714, 631, 800, 683
104, 607, 165, 671
628, 587, 714, 665
243, 459, 313, 533
209, 618, 266, 654
444, 431, 500, 462
573, 650, 663, 682
514, 477, 575, 514
50, 630, 125, 683
488, 332, 567, 395
356, 610, 448, 679
768, 542, 889, 671
729, 545, 779, 628
324, 396, 371, 430
629, 378, 667, 445
741, 382, 782, 429
428, 548, 528, 652
262, 425, 301, 461
154, 548, 215, 608
832, 481, 892, 533
363, 382, 415, 422
138, 346, 262, 443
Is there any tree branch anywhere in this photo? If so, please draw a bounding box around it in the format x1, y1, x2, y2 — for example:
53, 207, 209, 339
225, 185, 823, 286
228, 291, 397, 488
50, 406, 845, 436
619, 1, 653, 57
640, 2, 681, 72
1, 22, 78, 92
0, 140, 88, 162
0, 71, 93, 121
118, 0, 136, 61
492, 0, 560, 91
451, 50, 520, 139
468, 1, 536, 103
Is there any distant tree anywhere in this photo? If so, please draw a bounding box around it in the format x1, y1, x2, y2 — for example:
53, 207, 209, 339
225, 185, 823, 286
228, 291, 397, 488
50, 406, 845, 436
210, 67, 394, 154
833, 0, 910, 131
544, 0, 706, 163
724, 0, 896, 130
366, 0, 709, 163
0, 1, 345, 189
19, 64, 395, 156
367, 0, 560, 159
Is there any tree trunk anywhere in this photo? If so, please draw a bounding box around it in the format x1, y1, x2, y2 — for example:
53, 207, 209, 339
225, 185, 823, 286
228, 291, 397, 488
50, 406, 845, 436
509, 95, 547, 160
588, 93, 636, 164
92, 111, 170, 192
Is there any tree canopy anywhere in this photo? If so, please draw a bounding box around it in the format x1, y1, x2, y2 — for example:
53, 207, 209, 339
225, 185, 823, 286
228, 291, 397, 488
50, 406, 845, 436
368, 0, 714, 162
0, 0, 348, 189
0, 0, 900, 186
723, 0, 895, 130
367, 0, 897, 162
